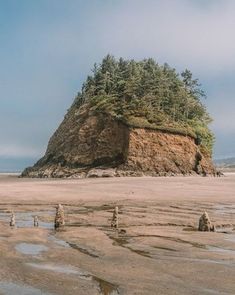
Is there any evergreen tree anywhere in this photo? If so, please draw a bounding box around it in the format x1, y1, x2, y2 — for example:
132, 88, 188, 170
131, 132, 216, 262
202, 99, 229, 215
79, 55, 214, 154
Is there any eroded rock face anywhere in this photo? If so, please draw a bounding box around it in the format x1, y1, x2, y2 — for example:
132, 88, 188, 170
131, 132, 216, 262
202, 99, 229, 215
198, 212, 215, 232
22, 103, 216, 178
119, 128, 215, 176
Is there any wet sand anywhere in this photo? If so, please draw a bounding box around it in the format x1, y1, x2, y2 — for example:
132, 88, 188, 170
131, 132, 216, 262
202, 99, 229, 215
0, 174, 235, 294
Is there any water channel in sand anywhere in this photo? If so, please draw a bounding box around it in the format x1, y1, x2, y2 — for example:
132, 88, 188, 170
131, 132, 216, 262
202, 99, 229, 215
0, 209, 120, 295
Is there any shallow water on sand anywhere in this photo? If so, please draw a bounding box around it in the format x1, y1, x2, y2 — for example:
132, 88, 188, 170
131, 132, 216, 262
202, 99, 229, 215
26, 262, 91, 278
1, 175, 235, 294
26, 263, 120, 294
15, 243, 48, 256
0, 210, 54, 229
0, 282, 54, 295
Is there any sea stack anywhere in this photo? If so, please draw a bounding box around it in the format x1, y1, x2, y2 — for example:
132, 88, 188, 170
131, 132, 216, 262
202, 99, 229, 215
198, 212, 215, 232
54, 204, 65, 229
22, 56, 216, 179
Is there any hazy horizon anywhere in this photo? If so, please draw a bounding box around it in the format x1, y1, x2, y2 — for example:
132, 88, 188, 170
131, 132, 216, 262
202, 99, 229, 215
1, 0, 235, 171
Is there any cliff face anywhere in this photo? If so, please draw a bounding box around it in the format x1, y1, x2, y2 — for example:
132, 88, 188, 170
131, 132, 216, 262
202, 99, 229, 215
122, 128, 214, 175
22, 103, 215, 178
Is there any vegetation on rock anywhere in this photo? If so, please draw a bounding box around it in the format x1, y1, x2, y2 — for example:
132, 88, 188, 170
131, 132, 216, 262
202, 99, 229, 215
74, 55, 214, 154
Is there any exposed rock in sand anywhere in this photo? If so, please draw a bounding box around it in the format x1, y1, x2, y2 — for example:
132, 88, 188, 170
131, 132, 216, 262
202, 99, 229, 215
55, 204, 65, 229
34, 215, 39, 227
111, 206, 119, 229
10, 212, 15, 227
198, 212, 215, 232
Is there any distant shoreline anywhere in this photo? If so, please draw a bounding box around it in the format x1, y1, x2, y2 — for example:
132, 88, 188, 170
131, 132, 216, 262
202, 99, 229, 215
0, 172, 21, 176
220, 168, 235, 173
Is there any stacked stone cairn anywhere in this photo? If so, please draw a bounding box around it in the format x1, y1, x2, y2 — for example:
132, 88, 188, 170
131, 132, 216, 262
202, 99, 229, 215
111, 206, 119, 229
198, 211, 215, 232
34, 215, 39, 227
54, 204, 65, 229
10, 212, 15, 227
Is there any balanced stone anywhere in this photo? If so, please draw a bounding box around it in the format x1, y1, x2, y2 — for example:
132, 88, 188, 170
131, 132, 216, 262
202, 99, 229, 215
10, 212, 15, 227
198, 211, 215, 232
111, 206, 119, 229
34, 215, 39, 227
55, 204, 65, 229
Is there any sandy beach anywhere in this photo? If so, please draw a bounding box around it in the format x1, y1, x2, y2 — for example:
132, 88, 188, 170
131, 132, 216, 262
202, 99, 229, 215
0, 174, 235, 294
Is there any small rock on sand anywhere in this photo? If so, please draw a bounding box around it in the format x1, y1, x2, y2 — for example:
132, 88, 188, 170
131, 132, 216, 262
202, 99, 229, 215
198, 211, 215, 232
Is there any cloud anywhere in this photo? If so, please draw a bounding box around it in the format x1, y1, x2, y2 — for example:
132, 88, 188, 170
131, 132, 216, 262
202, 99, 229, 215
104, 0, 235, 74
209, 92, 235, 134
14, 0, 235, 76
30, 0, 235, 75
0, 144, 42, 158
1, 0, 235, 165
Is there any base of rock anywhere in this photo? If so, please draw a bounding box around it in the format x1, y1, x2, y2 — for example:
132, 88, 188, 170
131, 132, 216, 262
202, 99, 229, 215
21, 166, 217, 179
21, 112, 216, 179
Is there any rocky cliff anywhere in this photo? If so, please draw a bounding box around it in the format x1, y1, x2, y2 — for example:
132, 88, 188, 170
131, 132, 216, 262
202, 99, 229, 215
22, 56, 216, 178
22, 102, 216, 178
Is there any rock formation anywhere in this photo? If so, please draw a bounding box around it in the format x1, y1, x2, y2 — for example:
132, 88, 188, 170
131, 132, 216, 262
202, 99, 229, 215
10, 212, 15, 227
54, 204, 65, 229
111, 206, 119, 229
34, 216, 39, 227
22, 108, 215, 178
21, 56, 216, 178
198, 212, 215, 232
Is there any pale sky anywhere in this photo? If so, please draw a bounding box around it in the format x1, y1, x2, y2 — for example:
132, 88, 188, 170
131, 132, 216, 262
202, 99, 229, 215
0, 0, 235, 171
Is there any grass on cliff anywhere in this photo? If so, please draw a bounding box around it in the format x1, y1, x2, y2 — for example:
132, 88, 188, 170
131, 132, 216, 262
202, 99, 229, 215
74, 55, 214, 154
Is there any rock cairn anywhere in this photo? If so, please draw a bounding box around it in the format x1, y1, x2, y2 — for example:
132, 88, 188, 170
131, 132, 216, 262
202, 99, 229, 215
198, 211, 215, 232
111, 206, 119, 229
34, 215, 39, 227
10, 212, 15, 227
54, 204, 65, 229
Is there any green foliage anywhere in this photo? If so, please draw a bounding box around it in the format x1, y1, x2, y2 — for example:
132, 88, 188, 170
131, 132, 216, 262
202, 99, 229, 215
77, 55, 214, 153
